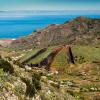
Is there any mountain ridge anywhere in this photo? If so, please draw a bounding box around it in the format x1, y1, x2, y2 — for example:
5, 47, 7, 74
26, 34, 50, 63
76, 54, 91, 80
9, 16, 100, 49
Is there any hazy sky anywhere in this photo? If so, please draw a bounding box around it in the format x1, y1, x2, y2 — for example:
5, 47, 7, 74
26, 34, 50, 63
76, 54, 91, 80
0, 0, 100, 11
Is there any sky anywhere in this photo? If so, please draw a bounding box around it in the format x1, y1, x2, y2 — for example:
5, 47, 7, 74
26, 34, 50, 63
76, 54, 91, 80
0, 0, 100, 11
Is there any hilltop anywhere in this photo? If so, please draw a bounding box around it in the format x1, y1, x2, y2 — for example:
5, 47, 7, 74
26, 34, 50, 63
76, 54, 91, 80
9, 16, 100, 49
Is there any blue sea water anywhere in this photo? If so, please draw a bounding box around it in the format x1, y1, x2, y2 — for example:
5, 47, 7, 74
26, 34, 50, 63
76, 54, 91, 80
0, 14, 100, 38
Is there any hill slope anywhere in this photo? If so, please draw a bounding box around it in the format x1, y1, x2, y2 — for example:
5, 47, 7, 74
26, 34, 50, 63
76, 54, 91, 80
17, 45, 100, 70
10, 16, 100, 49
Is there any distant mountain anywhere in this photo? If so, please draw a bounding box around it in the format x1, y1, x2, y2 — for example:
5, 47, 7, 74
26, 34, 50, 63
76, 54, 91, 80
0, 10, 99, 15
9, 16, 100, 49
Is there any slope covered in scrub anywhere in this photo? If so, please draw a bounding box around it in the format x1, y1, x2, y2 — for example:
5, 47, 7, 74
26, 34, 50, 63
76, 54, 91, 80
0, 15, 100, 100
9, 17, 100, 49
18, 45, 100, 70
72, 45, 100, 64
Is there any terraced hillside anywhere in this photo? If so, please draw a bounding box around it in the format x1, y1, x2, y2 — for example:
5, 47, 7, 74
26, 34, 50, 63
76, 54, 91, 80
27, 46, 58, 65
19, 46, 59, 66
51, 47, 71, 70
18, 45, 100, 71
19, 48, 46, 64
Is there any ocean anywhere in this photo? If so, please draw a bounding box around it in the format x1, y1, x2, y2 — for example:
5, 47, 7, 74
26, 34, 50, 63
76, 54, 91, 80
0, 14, 100, 38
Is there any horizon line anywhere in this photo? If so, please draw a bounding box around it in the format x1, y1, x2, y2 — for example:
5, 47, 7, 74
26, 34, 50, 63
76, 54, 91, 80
0, 10, 100, 11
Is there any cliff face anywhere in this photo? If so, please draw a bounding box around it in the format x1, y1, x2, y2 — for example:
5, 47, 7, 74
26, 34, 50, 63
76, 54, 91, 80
10, 17, 100, 49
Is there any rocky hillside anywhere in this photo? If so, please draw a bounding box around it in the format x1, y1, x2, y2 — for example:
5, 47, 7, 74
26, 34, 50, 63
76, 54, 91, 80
0, 46, 100, 100
9, 16, 100, 49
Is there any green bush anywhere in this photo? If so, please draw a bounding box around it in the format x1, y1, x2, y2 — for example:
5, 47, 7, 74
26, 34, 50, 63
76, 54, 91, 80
32, 73, 41, 91
74, 56, 86, 64
5, 56, 12, 61
14, 85, 25, 98
0, 68, 4, 76
67, 90, 84, 100
13, 60, 23, 68
80, 84, 100, 92
21, 72, 41, 97
0, 58, 14, 74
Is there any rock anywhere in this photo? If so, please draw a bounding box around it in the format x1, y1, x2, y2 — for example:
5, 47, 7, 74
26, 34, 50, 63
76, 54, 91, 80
7, 95, 19, 100
25, 65, 32, 71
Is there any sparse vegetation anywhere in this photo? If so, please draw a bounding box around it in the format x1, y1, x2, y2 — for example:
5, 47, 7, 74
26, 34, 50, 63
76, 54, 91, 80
0, 17, 100, 99
0, 57, 14, 74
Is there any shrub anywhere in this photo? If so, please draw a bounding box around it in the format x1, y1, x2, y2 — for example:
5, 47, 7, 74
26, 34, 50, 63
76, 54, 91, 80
5, 56, 12, 61
0, 58, 14, 74
67, 90, 84, 100
32, 73, 41, 91
14, 85, 25, 98
0, 68, 4, 76
80, 84, 100, 92
21, 72, 41, 97
74, 56, 86, 64
13, 60, 24, 68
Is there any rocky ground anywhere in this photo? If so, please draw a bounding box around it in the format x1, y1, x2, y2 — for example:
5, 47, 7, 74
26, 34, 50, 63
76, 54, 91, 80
0, 44, 100, 100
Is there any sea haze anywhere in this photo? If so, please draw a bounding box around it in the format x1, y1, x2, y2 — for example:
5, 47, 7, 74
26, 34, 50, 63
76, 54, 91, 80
0, 11, 100, 38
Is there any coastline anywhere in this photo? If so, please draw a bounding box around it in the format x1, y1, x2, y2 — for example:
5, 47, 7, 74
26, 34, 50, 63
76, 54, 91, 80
0, 38, 16, 46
